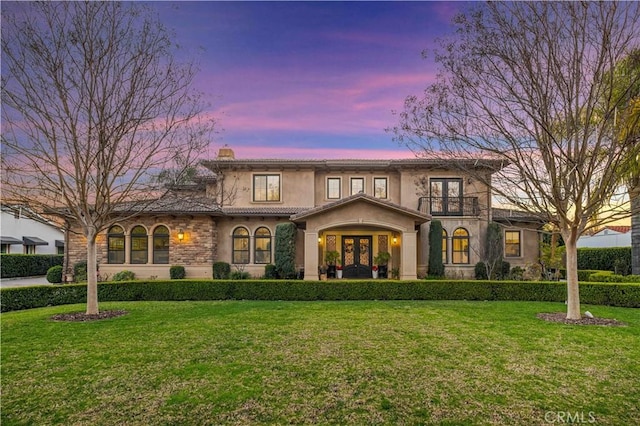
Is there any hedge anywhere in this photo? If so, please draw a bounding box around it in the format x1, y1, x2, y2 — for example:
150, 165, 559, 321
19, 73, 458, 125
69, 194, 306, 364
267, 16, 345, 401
2, 280, 639, 312
0, 254, 64, 278
577, 247, 632, 273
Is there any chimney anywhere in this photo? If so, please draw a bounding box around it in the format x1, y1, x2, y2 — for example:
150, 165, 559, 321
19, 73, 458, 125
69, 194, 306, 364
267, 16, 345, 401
217, 146, 235, 160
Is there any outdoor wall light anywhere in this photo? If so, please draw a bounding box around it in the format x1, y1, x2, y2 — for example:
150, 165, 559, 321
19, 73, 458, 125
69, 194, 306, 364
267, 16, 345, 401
393, 236, 398, 245
318, 236, 322, 244
178, 229, 185, 241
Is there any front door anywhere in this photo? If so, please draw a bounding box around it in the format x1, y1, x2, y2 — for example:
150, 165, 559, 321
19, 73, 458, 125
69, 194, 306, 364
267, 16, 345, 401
342, 236, 373, 278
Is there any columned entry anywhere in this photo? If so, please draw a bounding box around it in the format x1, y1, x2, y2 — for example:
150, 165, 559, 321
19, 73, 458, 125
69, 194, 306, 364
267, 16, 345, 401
342, 236, 372, 278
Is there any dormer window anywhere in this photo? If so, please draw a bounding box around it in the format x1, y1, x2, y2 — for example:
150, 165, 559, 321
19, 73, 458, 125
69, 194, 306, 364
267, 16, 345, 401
374, 177, 388, 199
327, 177, 341, 199
253, 174, 280, 202
350, 177, 365, 195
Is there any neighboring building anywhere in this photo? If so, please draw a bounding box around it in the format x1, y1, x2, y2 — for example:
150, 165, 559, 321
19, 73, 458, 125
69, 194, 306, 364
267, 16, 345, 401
65, 148, 542, 280
1, 204, 65, 254
577, 226, 632, 248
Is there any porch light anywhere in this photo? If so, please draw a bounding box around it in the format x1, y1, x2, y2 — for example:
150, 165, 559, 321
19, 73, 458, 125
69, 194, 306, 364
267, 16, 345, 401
393, 236, 398, 245
318, 236, 322, 244
178, 229, 185, 241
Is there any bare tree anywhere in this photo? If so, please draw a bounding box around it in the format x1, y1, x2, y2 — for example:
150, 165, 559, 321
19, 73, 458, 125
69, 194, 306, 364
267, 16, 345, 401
1, 2, 214, 314
391, 2, 640, 319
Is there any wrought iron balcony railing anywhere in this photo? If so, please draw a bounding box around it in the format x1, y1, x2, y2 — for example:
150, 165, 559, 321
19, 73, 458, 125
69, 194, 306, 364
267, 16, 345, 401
418, 196, 480, 217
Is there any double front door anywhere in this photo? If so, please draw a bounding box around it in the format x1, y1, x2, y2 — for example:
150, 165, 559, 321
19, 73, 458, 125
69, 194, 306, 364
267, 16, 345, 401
342, 236, 372, 279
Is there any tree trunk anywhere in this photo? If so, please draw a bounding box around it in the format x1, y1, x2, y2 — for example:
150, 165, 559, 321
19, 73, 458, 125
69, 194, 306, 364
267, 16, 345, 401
564, 236, 581, 320
86, 232, 99, 315
631, 182, 640, 275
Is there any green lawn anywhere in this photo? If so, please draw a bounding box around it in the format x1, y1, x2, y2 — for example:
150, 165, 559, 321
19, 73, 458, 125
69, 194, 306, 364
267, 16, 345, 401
1, 301, 639, 425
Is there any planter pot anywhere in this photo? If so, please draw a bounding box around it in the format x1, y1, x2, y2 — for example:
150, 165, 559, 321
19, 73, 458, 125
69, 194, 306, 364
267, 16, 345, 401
336, 269, 343, 279
372, 270, 378, 279
327, 265, 337, 279
378, 265, 388, 279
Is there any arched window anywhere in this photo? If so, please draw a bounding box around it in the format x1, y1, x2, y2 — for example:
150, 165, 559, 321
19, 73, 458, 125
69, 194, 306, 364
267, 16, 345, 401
442, 229, 448, 264
107, 225, 125, 264
452, 228, 470, 264
130, 225, 148, 264
254, 227, 272, 264
232, 227, 250, 264
153, 226, 170, 264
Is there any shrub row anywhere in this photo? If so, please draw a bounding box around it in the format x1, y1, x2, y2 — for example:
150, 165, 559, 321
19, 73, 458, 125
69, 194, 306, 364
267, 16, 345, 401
577, 247, 632, 274
0, 254, 64, 278
588, 272, 640, 283
2, 280, 639, 312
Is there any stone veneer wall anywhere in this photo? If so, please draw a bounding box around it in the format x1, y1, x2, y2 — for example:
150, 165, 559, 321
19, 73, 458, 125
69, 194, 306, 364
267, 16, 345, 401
66, 215, 218, 280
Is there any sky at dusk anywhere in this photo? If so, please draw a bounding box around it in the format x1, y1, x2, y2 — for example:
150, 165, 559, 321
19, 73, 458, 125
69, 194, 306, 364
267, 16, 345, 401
154, 1, 469, 160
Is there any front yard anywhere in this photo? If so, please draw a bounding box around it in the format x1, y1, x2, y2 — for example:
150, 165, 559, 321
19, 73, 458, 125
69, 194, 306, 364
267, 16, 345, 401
1, 300, 639, 425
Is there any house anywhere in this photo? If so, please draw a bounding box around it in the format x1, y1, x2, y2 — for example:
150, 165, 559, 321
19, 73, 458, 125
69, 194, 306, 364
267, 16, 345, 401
65, 148, 542, 280
1, 204, 65, 254
577, 226, 631, 248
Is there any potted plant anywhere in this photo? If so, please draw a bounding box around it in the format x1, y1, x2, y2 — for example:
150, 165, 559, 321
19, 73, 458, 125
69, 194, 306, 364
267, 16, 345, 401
372, 265, 379, 279
373, 251, 391, 278
319, 264, 328, 281
336, 261, 343, 279
324, 250, 341, 279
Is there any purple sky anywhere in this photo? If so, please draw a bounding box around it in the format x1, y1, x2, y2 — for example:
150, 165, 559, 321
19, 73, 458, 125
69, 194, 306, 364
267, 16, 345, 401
156, 1, 467, 159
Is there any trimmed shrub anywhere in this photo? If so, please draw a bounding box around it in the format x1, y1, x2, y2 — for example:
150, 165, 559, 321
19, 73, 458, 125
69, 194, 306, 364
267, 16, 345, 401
0, 254, 63, 278
264, 264, 278, 279
428, 220, 444, 277
485, 222, 504, 279
169, 265, 186, 279
510, 266, 524, 281
589, 272, 640, 283
577, 247, 632, 273
230, 271, 251, 280
275, 222, 297, 279
112, 270, 135, 281
46, 265, 63, 284
3, 280, 639, 312
213, 262, 230, 279
498, 260, 511, 280
74, 261, 88, 282
475, 262, 488, 280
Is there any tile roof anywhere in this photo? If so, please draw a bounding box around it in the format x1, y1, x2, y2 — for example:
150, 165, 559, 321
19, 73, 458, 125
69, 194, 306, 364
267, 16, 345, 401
114, 196, 222, 214
202, 157, 507, 172
602, 225, 631, 234
290, 192, 430, 222
222, 206, 312, 216
492, 208, 545, 224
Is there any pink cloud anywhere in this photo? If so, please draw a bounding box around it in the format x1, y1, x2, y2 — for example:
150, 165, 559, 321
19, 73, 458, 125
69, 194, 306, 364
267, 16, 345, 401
206, 70, 437, 136
227, 145, 416, 160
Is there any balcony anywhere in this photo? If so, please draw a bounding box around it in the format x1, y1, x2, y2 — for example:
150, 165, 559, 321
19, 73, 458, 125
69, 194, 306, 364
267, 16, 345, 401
418, 196, 480, 217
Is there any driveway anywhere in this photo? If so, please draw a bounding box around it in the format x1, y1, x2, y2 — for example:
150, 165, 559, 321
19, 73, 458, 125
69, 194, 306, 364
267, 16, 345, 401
0, 276, 50, 288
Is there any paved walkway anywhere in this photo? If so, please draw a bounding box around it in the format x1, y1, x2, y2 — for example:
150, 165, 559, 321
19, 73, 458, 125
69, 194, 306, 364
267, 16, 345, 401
0, 276, 50, 288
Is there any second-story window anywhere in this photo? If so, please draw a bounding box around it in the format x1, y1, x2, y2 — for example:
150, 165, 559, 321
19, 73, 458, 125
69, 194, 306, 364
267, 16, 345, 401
254, 174, 280, 202
374, 177, 388, 199
350, 177, 364, 195
430, 178, 463, 215
327, 177, 341, 199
